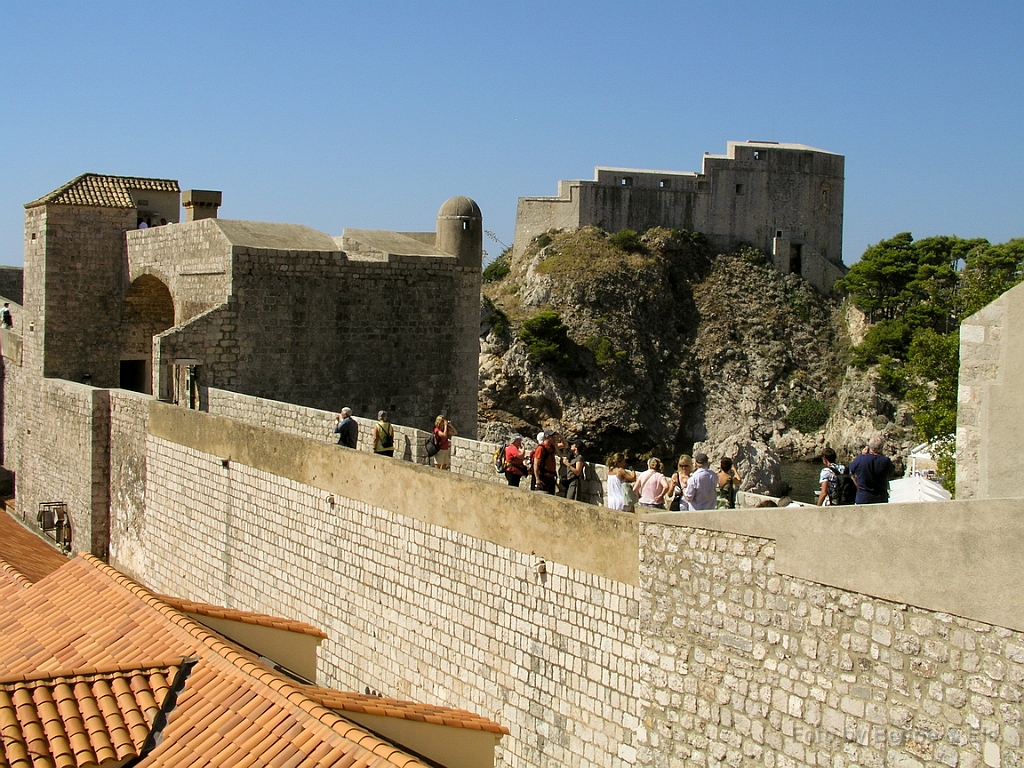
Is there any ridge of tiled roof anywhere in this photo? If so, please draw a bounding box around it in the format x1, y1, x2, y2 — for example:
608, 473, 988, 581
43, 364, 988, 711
155, 594, 329, 639
25, 174, 180, 209
0, 560, 31, 591
0, 662, 180, 767
298, 687, 510, 735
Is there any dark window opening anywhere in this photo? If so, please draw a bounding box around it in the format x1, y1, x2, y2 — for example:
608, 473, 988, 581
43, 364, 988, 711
120, 360, 147, 393
621, 177, 633, 187
736, 184, 744, 194
776, 230, 784, 239
789, 244, 803, 276
659, 179, 670, 189
753, 151, 761, 160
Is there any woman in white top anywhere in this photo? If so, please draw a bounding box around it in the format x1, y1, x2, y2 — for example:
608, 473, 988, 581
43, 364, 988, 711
634, 457, 670, 509
606, 453, 637, 511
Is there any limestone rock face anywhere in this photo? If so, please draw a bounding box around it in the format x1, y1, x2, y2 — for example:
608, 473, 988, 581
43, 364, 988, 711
478, 227, 913, 477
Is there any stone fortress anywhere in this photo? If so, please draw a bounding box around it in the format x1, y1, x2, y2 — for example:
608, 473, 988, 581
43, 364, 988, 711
0, 153, 1022, 768
513, 141, 847, 294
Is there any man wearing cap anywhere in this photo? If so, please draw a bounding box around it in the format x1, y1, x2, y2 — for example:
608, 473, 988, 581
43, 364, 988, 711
533, 430, 559, 494
504, 435, 529, 487
684, 453, 718, 510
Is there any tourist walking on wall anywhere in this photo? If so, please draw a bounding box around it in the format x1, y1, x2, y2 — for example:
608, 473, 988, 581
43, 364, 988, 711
848, 435, 895, 504
373, 411, 394, 457
532, 430, 558, 494
634, 458, 670, 509
606, 453, 637, 511
432, 415, 457, 470
0, 303, 12, 329
503, 435, 529, 487
666, 455, 693, 511
717, 457, 742, 508
684, 453, 718, 510
334, 407, 358, 449
563, 440, 587, 502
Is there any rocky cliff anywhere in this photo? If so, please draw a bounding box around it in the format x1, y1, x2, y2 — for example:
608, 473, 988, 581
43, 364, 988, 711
478, 227, 913, 493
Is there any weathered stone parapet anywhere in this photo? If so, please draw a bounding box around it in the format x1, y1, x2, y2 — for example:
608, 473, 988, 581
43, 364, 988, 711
956, 284, 1022, 499
638, 520, 1024, 768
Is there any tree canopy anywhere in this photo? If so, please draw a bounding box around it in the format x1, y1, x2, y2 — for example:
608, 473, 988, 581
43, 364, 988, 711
837, 233, 1024, 492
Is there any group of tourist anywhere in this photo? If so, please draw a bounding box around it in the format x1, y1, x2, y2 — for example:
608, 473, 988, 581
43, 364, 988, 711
499, 430, 590, 501
332, 406, 896, 509
606, 452, 741, 512
333, 409, 458, 468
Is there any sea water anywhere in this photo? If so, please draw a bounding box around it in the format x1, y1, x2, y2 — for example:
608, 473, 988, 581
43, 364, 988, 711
779, 461, 823, 504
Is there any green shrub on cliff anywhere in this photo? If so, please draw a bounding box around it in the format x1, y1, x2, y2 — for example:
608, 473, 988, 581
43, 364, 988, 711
520, 311, 571, 366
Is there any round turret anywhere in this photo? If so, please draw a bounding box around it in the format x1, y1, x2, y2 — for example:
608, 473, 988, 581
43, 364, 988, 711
436, 196, 482, 269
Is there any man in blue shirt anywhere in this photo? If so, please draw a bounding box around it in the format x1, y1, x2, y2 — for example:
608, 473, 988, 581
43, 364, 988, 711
848, 435, 895, 504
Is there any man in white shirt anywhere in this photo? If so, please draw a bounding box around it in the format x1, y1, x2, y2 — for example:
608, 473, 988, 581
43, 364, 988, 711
684, 453, 718, 510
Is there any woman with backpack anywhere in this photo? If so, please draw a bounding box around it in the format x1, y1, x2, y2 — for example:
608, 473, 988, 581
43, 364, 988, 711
373, 411, 395, 457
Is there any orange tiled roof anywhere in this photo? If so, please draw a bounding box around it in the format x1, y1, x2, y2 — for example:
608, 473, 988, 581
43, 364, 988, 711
0, 556, 503, 766
25, 174, 179, 209
0, 662, 181, 767
0, 507, 69, 584
156, 595, 329, 639
298, 687, 510, 735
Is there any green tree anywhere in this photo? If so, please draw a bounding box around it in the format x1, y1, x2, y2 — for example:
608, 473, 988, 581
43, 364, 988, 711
957, 238, 1024, 318
836, 233, 918, 321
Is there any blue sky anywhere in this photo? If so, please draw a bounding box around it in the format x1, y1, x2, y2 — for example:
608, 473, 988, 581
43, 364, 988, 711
0, 0, 1020, 267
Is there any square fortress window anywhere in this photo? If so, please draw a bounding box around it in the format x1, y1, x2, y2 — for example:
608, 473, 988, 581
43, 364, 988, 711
753, 151, 761, 160
736, 184, 744, 194
659, 179, 670, 189
776, 230, 784, 239
620, 177, 633, 187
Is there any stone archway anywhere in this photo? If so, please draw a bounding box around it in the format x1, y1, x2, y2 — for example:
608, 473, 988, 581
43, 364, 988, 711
119, 274, 174, 394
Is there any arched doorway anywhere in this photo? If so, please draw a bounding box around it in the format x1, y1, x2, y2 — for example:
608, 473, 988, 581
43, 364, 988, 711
119, 275, 174, 394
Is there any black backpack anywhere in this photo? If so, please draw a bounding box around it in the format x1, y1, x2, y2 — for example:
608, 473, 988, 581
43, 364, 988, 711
828, 464, 857, 505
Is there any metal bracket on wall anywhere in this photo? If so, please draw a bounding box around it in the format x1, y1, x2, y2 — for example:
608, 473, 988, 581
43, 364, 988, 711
37, 501, 72, 553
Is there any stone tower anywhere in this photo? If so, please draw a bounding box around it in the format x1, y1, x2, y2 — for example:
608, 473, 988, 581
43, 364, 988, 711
436, 197, 483, 269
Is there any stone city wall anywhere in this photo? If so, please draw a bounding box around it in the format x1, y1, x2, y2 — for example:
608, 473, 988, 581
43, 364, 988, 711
205, 387, 606, 499
0, 266, 23, 306
115, 402, 641, 768
956, 281, 1024, 500
638, 517, 1024, 768
104, 401, 1024, 767
0, 359, 109, 557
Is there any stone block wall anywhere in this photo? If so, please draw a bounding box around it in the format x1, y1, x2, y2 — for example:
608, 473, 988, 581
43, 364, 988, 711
2, 366, 109, 556
120, 409, 643, 768
956, 279, 1024, 501
24, 205, 137, 387
638, 522, 1024, 768
203, 389, 608, 500
0, 266, 23, 306
107, 389, 150, 576
205, 388, 431, 463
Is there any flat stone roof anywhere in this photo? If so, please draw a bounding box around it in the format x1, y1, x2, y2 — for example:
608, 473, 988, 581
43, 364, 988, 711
212, 220, 340, 251
341, 229, 452, 257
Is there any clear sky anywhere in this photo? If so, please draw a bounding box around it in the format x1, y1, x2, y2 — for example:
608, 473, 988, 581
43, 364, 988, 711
0, 0, 1021, 267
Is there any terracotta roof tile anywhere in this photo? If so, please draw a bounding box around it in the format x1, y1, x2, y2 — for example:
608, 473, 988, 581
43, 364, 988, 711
25, 174, 180, 209
156, 594, 329, 639
297, 687, 509, 735
0, 663, 179, 767
0, 556, 489, 766
0, 508, 69, 584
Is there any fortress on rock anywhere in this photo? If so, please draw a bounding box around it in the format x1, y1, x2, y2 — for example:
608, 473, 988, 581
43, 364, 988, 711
514, 141, 846, 293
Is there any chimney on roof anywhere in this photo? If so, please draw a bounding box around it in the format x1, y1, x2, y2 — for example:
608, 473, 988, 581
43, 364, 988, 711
182, 189, 222, 222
